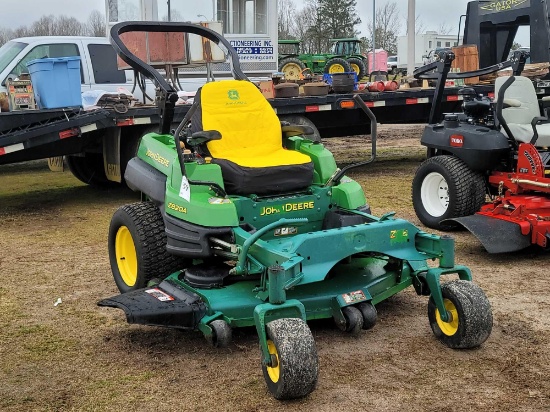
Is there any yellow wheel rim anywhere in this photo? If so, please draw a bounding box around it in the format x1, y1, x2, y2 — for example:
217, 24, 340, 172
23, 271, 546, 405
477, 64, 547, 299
350, 63, 360, 75
115, 226, 138, 287
282, 63, 302, 80
435, 298, 459, 336
266, 340, 280, 383
329, 64, 345, 73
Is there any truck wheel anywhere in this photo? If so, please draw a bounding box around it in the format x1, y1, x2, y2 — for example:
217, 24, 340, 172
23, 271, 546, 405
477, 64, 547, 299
262, 318, 318, 400
324, 58, 352, 74
412, 155, 486, 230
278, 114, 321, 142
278, 58, 306, 81
428, 280, 493, 349
66, 153, 113, 187
347, 57, 366, 80
108, 201, 187, 293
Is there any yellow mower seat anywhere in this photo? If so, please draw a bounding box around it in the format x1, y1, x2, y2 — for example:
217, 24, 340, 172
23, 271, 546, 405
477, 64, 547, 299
193, 80, 314, 195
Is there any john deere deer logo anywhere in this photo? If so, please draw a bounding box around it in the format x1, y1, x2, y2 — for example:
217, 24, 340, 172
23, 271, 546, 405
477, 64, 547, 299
228, 89, 240, 100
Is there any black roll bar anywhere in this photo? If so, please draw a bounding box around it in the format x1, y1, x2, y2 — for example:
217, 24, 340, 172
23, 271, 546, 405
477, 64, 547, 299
412, 50, 528, 124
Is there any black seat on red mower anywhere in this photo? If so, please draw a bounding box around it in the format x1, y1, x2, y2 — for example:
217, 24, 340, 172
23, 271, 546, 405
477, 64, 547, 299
495, 75, 550, 147
190, 80, 314, 195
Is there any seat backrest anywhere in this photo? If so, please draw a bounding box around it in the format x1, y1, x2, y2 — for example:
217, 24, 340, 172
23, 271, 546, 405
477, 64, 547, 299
197, 80, 282, 159
494, 75, 540, 126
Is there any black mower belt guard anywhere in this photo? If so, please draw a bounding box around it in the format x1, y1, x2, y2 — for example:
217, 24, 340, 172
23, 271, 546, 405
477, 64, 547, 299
98, 279, 207, 329
443, 214, 531, 253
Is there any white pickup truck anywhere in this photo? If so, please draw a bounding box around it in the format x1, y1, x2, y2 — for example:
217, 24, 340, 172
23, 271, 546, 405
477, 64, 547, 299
0, 36, 154, 102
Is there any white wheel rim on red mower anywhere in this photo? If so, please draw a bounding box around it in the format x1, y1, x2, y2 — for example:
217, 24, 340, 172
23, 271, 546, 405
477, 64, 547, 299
421, 172, 449, 217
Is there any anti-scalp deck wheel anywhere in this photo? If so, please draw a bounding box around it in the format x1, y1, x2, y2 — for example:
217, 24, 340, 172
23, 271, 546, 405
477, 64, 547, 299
341, 306, 363, 336
262, 318, 318, 400
428, 280, 493, 349
108, 201, 187, 293
206, 320, 232, 348
357, 302, 377, 330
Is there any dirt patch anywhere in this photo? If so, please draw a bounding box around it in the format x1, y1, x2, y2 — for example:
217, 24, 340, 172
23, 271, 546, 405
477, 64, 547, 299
1, 126, 549, 411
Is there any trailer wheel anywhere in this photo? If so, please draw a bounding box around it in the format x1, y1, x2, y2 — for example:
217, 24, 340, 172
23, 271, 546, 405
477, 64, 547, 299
278, 114, 321, 142
347, 57, 367, 80
206, 320, 232, 348
108, 202, 187, 293
428, 280, 493, 349
66, 153, 113, 187
357, 302, 377, 330
412, 155, 486, 230
262, 318, 318, 400
278, 58, 306, 81
324, 58, 352, 74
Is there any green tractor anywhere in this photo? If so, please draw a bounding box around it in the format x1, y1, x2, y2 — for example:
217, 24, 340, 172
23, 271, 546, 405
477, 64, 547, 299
100, 22, 493, 400
278, 38, 367, 81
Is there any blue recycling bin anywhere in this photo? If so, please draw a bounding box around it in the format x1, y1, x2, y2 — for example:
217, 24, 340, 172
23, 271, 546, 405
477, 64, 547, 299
27, 56, 81, 109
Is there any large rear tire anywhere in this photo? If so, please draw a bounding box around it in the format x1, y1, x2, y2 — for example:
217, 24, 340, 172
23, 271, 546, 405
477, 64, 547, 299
108, 202, 187, 293
278, 58, 306, 81
428, 280, 493, 349
262, 318, 318, 400
324, 58, 352, 74
347, 57, 367, 80
412, 155, 486, 230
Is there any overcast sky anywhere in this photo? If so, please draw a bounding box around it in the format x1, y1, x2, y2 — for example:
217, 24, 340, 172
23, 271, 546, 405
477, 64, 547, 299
0, 0, 530, 45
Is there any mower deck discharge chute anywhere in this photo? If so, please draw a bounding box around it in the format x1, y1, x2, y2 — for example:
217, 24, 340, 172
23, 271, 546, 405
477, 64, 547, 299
99, 22, 493, 400
412, 50, 550, 253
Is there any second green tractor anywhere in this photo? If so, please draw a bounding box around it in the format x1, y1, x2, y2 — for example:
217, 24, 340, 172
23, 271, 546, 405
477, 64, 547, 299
278, 38, 367, 80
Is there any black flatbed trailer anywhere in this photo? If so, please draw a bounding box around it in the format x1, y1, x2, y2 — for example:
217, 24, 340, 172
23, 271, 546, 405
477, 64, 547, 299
0, 85, 493, 183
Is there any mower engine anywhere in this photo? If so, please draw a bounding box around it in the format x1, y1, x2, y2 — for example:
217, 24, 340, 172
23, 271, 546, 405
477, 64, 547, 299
460, 87, 493, 126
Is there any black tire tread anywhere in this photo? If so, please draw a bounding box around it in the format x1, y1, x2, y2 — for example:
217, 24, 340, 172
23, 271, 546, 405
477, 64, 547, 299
428, 280, 493, 349
66, 153, 113, 187
109, 202, 186, 292
357, 302, 377, 330
342, 306, 363, 336
208, 320, 232, 348
347, 57, 367, 79
262, 318, 318, 400
324, 57, 352, 74
412, 155, 486, 230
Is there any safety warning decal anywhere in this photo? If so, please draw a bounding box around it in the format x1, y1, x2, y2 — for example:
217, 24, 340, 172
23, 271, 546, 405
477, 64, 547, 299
342, 290, 367, 304
145, 288, 175, 302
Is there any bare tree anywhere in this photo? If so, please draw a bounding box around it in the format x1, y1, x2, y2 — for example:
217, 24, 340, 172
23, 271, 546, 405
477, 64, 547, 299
437, 22, 454, 35
55, 16, 86, 36
365, 2, 401, 55
87, 10, 106, 37
161, 10, 184, 22
415, 15, 426, 35
278, 0, 297, 40
303, 0, 329, 53
31, 15, 57, 36
293, 3, 316, 52
0, 27, 15, 46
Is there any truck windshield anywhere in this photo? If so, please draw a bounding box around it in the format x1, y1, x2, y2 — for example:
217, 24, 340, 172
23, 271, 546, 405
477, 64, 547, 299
0, 41, 27, 75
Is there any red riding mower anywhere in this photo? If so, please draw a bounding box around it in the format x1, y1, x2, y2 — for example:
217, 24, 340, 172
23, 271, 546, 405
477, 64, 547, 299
412, 50, 550, 253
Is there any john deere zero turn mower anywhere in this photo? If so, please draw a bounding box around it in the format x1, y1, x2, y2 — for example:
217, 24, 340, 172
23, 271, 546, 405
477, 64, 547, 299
99, 22, 493, 400
412, 50, 550, 253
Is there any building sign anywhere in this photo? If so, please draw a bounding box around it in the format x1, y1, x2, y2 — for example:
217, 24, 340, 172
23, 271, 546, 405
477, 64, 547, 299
229, 40, 275, 62
479, 0, 530, 14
